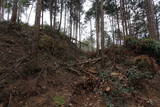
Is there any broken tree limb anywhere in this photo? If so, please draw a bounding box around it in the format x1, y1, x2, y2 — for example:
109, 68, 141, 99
69, 56, 109, 67
69, 57, 102, 67
66, 66, 97, 79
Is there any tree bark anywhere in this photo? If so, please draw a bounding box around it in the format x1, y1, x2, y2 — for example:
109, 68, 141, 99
11, 0, 19, 23
116, 7, 121, 45
96, 0, 100, 51
70, 6, 73, 39
79, 11, 81, 49
0, 0, 4, 21
53, 0, 57, 30
64, 3, 67, 33
32, 0, 42, 58
41, 1, 44, 29
49, 0, 53, 31
27, 3, 34, 23
1, 0, 5, 21
7, 8, 10, 21
111, 17, 115, 44
101, 0, 105, 67
144, 0, 158, 40
155, 14, 160, 40
58, 0, 63, 32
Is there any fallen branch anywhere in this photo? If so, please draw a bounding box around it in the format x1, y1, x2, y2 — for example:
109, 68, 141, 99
66, 66, 97, 79
70, 55, 109, 67
69, 57, 102, 67
80, 69, 98, 79
66, 67, 81, 75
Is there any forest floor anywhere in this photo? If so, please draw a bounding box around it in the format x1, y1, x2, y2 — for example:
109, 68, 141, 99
0, 22, 160, 107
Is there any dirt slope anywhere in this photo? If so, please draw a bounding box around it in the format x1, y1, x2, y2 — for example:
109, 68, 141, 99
0, 22, 105, 107
0, 22, 160, 107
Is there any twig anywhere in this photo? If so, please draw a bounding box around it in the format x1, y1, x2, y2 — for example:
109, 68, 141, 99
66, 67, 81, 75
8, 93, 12, 107
80, 69, 97, 79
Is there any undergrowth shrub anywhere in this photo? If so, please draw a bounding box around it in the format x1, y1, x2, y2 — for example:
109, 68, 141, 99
39, 35, 54, 47
43, 24, 52, 32
98, 71, 135, 107
39, 35, 54, 54
103, 85, 134, 107
124, 37, 160, 62
134, 57, 151, 70
123, 59, 134, 67
53, 96, 65, 107
127, 66, 154, 87
24, 59, 42, 76
107, 46, 127, 64
124, 37, 140, 49
99, 65, 154, 106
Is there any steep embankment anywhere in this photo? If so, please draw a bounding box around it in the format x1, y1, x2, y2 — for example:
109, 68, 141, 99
0, 22, 160, 107
0, 22, 106, 107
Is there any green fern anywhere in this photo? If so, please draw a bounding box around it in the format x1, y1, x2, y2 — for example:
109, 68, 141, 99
53, 96, 65, 106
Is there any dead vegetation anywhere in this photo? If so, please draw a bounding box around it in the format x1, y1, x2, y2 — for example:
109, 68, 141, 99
0, 22, 160, 107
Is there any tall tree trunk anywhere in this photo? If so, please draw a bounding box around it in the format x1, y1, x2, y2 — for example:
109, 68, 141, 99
79, 21, 81, 48
144, 0, 158, 40
58, 0, 63, 32
96, 0, 100, 51
74, 21, 77, 40
70, 7, 72, 39
53, 0, 57, 30
116, 9, 121, 45
75, 21, 78, 44
41, 1, 44, 29
64, 3, 67, 33
101, 0, 105, 67
49, 0, 53, 30
0, 0, 2, 21
17, 7, 21, 23
41, 10, 44, 29
32, 0, 42, 58
27, 3, 34, 23
128, 19, 131, 35
124, 19, 128, 36
1, 0, 4, 21
25, 7, 28, 21
120, 0, 126, 37
155, 14, 160, 40
0, 0, 3, 21
11, 0, 18, 23
124, 0, 128, 36
7, 8, 10, 21
111, 17, 115, 44
90, 19, 94, 52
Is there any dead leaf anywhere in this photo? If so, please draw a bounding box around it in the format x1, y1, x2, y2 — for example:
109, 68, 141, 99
105, 86, 111, 92
87, 67, 97, 74
111, 72, 121, 76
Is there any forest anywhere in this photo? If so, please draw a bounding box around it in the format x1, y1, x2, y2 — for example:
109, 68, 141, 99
0, 0, 160, 107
